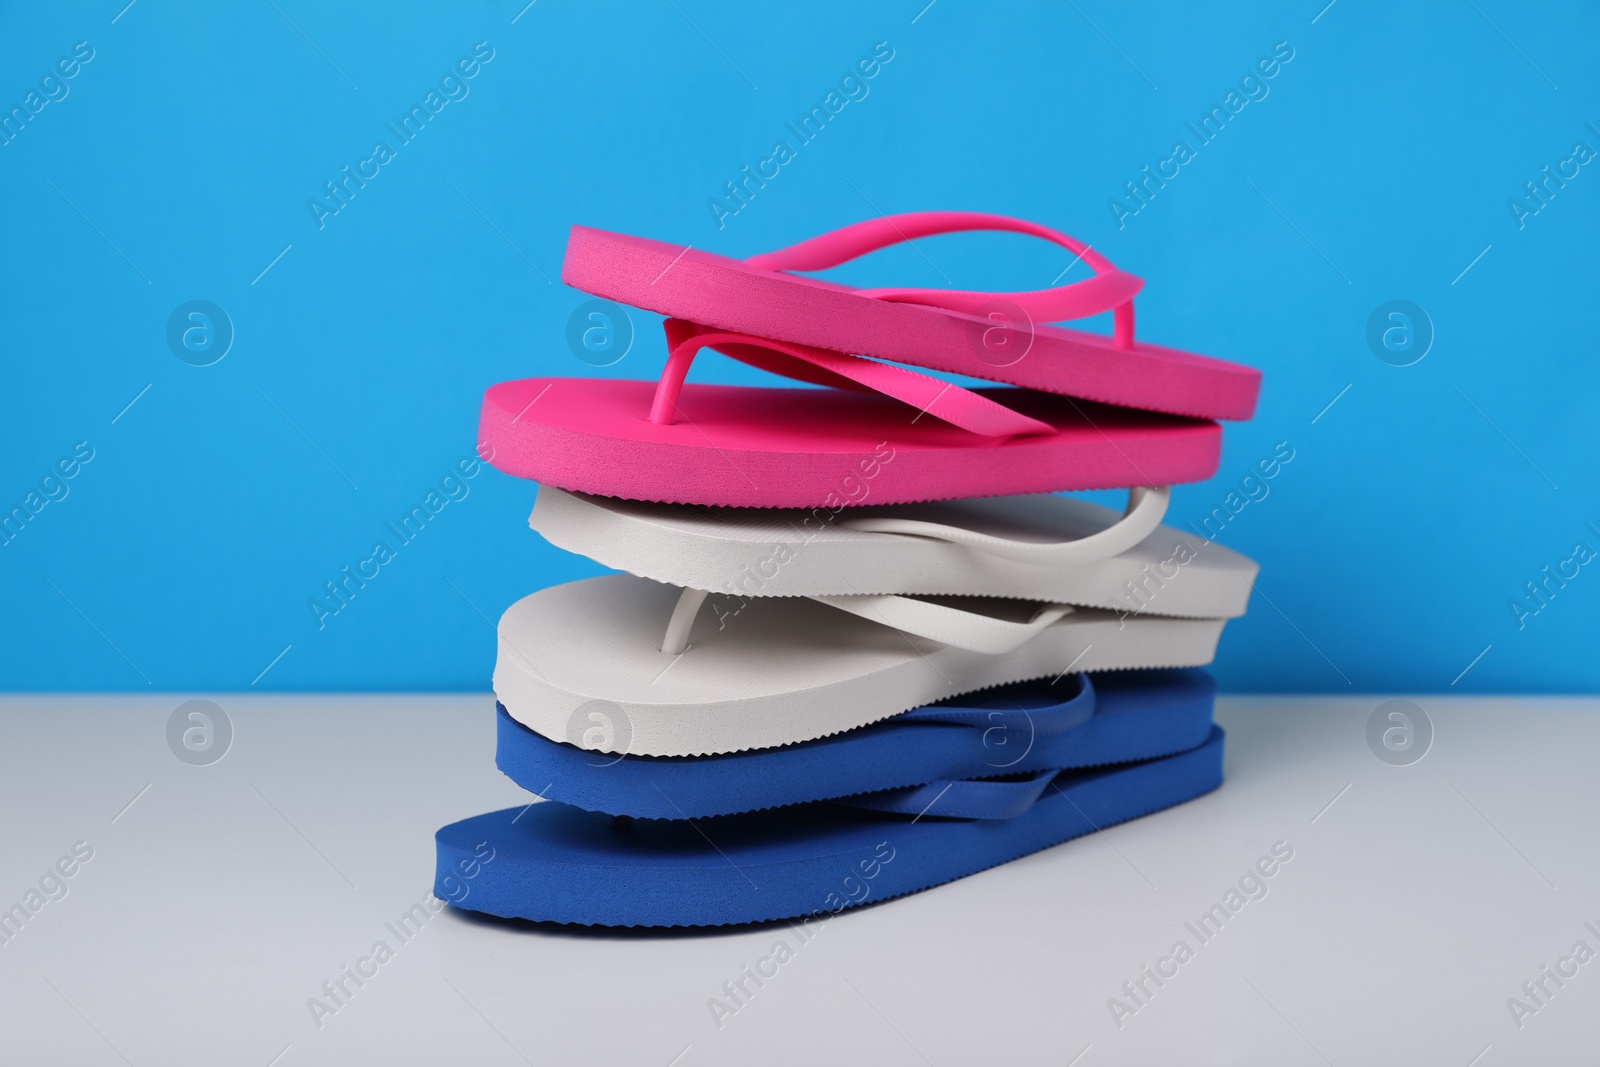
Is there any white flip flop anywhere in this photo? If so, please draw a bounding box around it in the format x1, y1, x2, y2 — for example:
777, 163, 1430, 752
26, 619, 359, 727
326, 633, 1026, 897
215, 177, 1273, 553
493, 573, 1225, 756
529, 485, 1257, 620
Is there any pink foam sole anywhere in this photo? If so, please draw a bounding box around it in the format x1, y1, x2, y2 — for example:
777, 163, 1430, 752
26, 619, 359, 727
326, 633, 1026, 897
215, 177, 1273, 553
563, 226, 1261, 422
480, 378, 1222, 507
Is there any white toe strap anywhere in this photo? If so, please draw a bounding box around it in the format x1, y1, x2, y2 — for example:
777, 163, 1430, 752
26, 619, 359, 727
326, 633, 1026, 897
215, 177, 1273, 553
837, 485, 1170, 565
659, 583, 1072, 656
808, 594, 1074, 654
660, 587, 710, 656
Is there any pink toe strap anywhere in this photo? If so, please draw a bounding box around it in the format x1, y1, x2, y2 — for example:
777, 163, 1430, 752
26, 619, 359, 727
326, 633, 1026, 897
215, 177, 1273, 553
743, 211, 1141, 349
650, 319, 1056, 439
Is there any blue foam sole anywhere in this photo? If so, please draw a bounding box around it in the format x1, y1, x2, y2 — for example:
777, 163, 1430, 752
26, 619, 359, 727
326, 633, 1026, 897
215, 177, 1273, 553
436, 726, 1224, 928
496, 668, 1217, 818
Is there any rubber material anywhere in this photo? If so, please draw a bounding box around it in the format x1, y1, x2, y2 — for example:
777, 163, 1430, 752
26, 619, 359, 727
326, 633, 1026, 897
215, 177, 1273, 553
652, 319, 1055, 438
805, 594, 1076, 654
496, 669, 1217, 819
493, 574, 1226, 756
435, 727, 1225, 927
528, 487, 1259, 617
838, 484, 1169, 565
746, 212, 1143, 336
664, 583, 1076, 656
562, 216, 1260, 421
480, 377, 1221, 508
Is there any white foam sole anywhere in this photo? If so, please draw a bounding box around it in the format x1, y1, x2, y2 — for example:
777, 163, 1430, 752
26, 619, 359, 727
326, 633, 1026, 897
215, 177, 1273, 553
530, 487, 1257, 619
494, 574, 1227, 756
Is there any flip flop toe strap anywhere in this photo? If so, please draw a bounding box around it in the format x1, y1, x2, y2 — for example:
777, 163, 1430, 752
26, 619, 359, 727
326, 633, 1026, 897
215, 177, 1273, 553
899, 673, 1095, 737
808, 594, 1073, 654
658, 583, 1073, 655
848, 677, 1102, 819
744, 210, 1142, 348
650, 319, 1054, 438
839, 769, 1062, 820
838, 485, 1171, 565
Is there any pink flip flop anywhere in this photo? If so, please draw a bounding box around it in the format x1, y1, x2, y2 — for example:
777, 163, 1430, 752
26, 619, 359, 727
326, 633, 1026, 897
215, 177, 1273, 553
479, 320, 1220, 508
562, 211, 1260, 422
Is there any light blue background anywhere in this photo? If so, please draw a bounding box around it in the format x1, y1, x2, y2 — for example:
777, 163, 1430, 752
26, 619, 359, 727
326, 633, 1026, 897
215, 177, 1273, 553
2, 0, 1596, 693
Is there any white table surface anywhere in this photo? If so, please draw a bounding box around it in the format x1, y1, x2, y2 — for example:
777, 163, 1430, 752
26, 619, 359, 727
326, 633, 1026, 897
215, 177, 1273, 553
1, 693, 1595, 1066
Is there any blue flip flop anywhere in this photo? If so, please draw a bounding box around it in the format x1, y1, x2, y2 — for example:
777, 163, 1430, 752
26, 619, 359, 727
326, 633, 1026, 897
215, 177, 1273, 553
434, 726, 1224, 927
496, 668, 1216, 819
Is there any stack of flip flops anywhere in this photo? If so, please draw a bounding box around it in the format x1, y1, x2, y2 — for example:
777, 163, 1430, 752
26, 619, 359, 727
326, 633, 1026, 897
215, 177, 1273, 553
436, 212, 1262, 927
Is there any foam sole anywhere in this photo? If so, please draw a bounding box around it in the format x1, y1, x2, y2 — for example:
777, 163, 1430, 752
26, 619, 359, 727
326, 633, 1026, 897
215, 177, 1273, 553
496, 668, 1216, 818
563, 224, 1261, 421
436, 727, 1224, 927
479, 378, 1221, 508
530, 486, 1258, 617
494, 574, 1225, 756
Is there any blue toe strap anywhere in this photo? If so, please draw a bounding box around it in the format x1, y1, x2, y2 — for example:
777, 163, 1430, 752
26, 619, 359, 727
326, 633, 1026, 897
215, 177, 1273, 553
895, 673, 1095, 735
833, 674, 1097, 820
840, 769, 1061, 820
